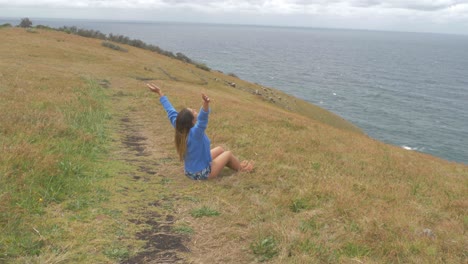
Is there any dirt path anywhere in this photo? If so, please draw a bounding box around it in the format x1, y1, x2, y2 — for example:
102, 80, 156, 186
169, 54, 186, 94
109, 88, 191, 264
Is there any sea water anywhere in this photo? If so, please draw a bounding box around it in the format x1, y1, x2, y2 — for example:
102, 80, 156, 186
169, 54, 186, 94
3, 18, 467, 164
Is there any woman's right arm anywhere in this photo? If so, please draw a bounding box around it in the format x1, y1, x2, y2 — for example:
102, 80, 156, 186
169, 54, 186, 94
147, 83, 177, 128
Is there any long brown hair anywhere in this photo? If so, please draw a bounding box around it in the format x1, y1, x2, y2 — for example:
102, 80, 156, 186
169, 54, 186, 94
175, 108, 194, 161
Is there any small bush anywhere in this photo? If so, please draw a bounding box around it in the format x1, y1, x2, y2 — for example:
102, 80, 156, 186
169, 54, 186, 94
190, 206, 220, 218
102, 41, 128, 52
176, 52, 193, 63
0, 23, 12, 28
53, 26, 211, 70
251, 236, 278, 262
195, 63, 211, 71
19, 18, 32, 28
36, 25, 53, 30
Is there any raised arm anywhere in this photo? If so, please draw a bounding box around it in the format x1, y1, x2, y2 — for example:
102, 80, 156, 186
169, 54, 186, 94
147, 83, 177, 127
191, 93, 211, 137
202, 93, 210, 112
147, 83, 164, 97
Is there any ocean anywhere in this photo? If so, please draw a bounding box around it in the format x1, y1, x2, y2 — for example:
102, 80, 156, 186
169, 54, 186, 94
2, 18, 467, 164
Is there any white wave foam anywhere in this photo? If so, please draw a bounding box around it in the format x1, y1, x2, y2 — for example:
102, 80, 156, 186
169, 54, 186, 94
402, 145, 426, 151
402, 145, 415, 151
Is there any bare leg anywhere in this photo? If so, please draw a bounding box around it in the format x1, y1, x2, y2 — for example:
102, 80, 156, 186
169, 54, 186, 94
209, 151, 254, 179
209, 151, 240, 179
210, 146, 224, 160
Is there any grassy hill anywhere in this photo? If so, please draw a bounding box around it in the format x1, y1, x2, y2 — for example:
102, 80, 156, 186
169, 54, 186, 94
0, 27, 466, 263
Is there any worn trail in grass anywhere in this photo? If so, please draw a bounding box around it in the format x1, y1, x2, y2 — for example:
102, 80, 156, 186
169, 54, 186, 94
111, 88, 190, 263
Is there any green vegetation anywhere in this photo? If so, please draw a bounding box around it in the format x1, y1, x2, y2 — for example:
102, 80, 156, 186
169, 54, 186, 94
0, 78, 111, 259
289, 198, 311, 213
19, 18, 32, 28
56, 25, 211, 71
190, 206, 221, 218
172, 225, 194, 235
340, 242, 371, 258
104, 246, 130, 261
251, 236, 279, 262
102, 41, 128, 52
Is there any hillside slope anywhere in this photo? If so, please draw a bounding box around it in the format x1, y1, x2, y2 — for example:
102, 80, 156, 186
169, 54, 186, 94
1, 27, 467, 263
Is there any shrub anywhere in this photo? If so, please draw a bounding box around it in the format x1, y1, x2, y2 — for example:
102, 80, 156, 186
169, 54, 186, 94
19, 18, 32, 28
0, 23, 12, 28
57, 26, 106, 39
176, 52, 193, 63
102, 41, 128, 52
195, 63, 211, 72
53, 26, 211, 70
36, 25, 53, 30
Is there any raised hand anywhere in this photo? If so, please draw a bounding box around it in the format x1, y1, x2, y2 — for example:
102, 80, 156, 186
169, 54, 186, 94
146, 83, 163, 97
202, 93, 210, 103
202, 93, 210, 112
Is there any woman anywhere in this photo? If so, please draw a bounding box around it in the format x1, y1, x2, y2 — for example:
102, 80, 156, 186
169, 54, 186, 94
147, 83, 254, 180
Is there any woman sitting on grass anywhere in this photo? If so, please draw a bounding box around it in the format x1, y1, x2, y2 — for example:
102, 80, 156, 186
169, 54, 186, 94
147, 83, 254, 180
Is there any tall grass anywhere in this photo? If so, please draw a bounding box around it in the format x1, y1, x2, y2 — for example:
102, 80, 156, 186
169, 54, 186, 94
0, 79, 110, 260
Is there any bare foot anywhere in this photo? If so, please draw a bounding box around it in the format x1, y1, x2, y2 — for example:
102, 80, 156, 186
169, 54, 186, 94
240, 160, 255, 172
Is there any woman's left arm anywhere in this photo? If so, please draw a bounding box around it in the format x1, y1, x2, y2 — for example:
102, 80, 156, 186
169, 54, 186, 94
193, 94, 211, 134
202, 93, 210, 112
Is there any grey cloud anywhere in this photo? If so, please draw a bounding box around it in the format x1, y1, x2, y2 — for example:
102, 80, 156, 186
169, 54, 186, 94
352, 0, 468, 11
161, 0, 263, 4
289, 0, 467, 11
385, 1, 468, 11
350, 0, 381, 8
1, 0, 468, 12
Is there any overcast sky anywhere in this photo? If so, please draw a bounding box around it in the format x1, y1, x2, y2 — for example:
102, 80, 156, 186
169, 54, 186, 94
1, 0, 467, 35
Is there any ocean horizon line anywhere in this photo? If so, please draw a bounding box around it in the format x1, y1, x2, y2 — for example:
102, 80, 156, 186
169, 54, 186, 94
2, 16, 468, 37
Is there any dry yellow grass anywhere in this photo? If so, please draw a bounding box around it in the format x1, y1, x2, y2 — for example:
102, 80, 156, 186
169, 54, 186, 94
1, 27, 467, 263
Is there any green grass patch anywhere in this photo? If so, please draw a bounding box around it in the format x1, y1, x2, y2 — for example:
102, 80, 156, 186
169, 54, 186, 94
0, 78, 112, 259
172, 225, 194, 235
190, 206, 220, 218
299, 218, 322, 233
104, 245, 130, 261
250, 236, 279, 262
340, 242, 371, 258
290, 198, 311, 213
